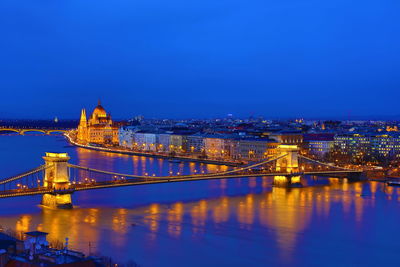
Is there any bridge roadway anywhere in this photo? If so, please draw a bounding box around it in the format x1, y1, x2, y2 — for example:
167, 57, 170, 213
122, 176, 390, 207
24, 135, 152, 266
0, 128, 68, 135
0, 169, 362, 199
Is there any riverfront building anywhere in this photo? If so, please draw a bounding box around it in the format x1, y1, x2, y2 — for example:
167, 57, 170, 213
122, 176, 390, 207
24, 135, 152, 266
77, 100, 119, 145
303, 134, 335, 159
233, 138, 279, 160
334, 133, 400, 162
118, 127, 279, 161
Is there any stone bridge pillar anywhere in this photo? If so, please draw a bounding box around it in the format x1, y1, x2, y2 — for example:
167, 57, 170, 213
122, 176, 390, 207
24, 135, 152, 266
41, 152, 73, 209
273, 175, 302, 188
276, 145, 299, 173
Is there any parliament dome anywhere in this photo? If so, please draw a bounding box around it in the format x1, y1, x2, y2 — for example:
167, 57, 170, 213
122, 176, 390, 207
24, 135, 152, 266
92, 100, 107, 117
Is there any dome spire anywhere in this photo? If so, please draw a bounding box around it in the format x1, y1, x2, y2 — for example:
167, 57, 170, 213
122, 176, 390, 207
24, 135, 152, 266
98, 99, 101, 106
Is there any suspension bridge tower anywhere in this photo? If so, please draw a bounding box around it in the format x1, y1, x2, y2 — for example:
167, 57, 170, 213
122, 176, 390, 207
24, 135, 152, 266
41, 152, 73, 209
275, 145, 299, 173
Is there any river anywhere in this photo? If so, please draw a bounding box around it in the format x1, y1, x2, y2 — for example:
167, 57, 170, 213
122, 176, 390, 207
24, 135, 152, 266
0, 135, 399, 266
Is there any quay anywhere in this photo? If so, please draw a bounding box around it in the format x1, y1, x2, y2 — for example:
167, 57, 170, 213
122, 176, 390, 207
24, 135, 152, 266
65, 133, 242, 167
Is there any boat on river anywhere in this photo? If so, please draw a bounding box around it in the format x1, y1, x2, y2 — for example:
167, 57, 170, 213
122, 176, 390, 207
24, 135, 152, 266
168, 159, 181, 163
386, 180, 400, 187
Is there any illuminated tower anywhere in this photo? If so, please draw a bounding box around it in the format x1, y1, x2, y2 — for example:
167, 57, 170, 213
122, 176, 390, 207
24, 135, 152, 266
77, 109, 88, 142
276, 145, 299, 173
41, 152, 73, 209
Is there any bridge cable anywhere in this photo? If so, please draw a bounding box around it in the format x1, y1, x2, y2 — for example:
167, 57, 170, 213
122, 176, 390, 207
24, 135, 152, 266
67, 153, 288, 180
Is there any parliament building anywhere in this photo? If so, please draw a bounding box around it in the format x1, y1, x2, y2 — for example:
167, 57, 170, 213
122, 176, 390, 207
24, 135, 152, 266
77, 101, 119, 145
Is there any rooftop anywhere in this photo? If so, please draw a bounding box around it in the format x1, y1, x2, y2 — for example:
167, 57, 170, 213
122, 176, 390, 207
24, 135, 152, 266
24, 231, 48, 237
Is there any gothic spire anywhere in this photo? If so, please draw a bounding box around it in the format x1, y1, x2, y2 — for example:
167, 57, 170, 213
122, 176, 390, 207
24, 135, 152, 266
80, 109, 87, 124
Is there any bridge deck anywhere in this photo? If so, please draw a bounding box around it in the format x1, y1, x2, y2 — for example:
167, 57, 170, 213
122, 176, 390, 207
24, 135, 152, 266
0, 170, 362, 198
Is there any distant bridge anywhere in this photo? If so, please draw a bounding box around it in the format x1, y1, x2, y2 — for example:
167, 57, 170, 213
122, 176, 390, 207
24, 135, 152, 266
0, 127, 68, 135
0, 145, 363, 208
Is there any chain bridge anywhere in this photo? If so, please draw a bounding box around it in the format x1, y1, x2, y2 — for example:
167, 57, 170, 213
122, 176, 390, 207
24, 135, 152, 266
0, 145, 362, 208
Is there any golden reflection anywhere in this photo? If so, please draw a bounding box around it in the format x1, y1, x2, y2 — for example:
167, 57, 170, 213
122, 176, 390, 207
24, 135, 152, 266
354, 194, 364, 222
370, 182, 378, 196
342, 179, 349, 191
83, 208, 99, 225
3, 172, 395, 264
132, 156, 139, 175
260, 187, 312, 263
189, 162, 196, 174
328, 178, 340, 185
291, 176, 301, 184
15, 215, 31, 233
167, 203, 184, 238
386, 185, 394, 199
178, 163, 184, 175
237, 194, 254, 229
144, 204, 160, 235
206, 164, 218, 173
249, 177, 257, 188
212, 197, 229, 223
111, 209, 128, 234
191, 200, 208, 234
262, 177, 269, 188
219, 179, 227, 190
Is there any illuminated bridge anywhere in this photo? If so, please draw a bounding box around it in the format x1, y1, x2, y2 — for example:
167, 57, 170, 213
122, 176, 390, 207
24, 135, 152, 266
0, 145, 363, 208
0, 127, 68, 135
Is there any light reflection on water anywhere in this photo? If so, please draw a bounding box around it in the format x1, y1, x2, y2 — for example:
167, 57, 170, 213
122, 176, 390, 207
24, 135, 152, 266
0, 136, 400, 266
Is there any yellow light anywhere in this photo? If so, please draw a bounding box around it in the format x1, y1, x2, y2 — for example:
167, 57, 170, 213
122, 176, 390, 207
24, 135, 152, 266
45, 152, 68, 158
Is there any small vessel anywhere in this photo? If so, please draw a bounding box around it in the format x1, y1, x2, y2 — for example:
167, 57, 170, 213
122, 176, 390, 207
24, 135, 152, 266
168, 159, 181, 163
386, 180, 400, 187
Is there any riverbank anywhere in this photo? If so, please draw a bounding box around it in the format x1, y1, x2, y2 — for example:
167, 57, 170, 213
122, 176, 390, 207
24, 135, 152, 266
64, 134, 242, 167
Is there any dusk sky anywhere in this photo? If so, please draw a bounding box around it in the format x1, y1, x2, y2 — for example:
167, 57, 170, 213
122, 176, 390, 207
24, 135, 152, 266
0, 0, 399, 119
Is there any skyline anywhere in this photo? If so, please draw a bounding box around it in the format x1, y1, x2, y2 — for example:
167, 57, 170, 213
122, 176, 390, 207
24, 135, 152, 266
1, 100, 400, 121
1, 98, 400, 121
1, 0, 399, 119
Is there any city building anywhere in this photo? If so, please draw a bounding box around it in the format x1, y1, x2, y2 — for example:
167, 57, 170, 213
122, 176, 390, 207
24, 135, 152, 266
303, 134, 335, 159
269, 131, 304, 145
232, 138, 279, 161
170, 134, 185, 153
77, 100, 119, 145
157, 133, 171, 153
134, 131, 157, 151
185, 133, 205, 154
0, 231, 97, 267
334, 132, 400, 163
204, 135, 228, 159
119, 126, 137, 149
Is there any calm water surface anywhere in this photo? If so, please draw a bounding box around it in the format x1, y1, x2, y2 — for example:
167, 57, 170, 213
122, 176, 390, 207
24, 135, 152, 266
0, 135, 399, 266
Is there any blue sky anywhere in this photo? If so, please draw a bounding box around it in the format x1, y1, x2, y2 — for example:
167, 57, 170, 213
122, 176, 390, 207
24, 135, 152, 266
0, 0, 399, 119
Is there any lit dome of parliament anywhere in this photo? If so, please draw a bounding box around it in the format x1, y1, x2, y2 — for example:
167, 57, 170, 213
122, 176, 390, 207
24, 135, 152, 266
92, 100, 107, 118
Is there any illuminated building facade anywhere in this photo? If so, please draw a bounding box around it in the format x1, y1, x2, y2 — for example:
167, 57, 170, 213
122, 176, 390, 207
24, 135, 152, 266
334, 133, 400, 161
269, 131, 304, 145
204, 135, 227, 159
157, 133, 171, 152
303, 134, 335, 159
233, 138, 279, 160
77, 101, 119, 145
185, 134, 205, 153
134, 132, 157, 151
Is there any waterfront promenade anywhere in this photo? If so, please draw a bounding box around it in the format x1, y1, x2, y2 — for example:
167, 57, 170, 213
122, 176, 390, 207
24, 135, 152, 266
65, 133, 242, 167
